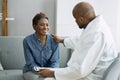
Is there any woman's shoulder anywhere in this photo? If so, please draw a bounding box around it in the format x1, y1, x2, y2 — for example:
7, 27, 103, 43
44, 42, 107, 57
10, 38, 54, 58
24, 33, 35, 41
47, 34, 58, 44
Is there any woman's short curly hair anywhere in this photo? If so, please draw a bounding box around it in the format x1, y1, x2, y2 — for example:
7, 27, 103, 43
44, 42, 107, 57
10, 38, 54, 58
32, 12, 48, 26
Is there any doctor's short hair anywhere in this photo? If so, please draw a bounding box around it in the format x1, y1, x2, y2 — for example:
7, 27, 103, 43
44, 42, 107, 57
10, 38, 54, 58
32, 12, 48, 26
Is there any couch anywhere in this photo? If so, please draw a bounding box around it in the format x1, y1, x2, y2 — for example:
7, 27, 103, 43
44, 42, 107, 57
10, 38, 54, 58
0, 36, 71, 80
0, 36, 120, 80
102, 53, 120, 80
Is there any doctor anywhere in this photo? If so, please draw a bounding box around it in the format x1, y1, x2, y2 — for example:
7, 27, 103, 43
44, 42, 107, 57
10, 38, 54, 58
38, 2, 118, 80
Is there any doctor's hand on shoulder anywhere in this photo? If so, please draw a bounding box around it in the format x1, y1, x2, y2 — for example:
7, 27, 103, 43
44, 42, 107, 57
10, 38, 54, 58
51, 34, 64, 43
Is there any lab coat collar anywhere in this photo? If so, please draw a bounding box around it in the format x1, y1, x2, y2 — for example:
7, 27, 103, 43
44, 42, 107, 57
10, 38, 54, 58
82, 15, 104, 33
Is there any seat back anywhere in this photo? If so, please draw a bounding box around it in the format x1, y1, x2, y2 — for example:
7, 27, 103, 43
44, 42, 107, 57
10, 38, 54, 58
59, 43, 71, 68
0, 36, 71, 69
0, 36, 25, 69
102, 53, 120, 80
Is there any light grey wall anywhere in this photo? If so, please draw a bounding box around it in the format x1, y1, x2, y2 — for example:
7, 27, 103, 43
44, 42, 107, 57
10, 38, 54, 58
0, 0, 56, 36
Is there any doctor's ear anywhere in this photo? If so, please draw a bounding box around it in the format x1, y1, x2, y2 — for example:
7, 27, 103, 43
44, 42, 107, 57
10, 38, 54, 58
79, 16, 87, 23
79, 17, 84, 22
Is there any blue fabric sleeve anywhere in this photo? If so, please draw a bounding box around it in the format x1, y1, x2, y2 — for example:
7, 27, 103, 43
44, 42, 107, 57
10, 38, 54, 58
49, 43, 59, 68
23, 38, 39, 72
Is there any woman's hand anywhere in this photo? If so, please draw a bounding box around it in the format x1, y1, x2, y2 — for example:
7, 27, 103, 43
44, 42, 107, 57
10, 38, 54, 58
37, 69, 54, 78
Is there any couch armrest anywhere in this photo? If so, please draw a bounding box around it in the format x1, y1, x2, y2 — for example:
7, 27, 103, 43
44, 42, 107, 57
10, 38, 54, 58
102, 53, 120, 80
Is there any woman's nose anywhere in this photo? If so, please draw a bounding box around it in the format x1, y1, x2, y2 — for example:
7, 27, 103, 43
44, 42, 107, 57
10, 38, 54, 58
43, 25, 49, 29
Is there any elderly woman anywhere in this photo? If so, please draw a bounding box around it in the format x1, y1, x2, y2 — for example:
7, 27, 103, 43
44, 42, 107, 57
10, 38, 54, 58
23, 12, 59, 80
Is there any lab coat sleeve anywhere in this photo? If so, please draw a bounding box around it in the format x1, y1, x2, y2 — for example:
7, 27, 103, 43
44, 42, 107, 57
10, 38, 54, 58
54, 32, 105, 80
54, 67, 82, 80
64, 36, 80, 49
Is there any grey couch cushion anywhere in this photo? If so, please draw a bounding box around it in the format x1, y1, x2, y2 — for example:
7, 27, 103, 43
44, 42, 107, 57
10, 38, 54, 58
0, 36, 25, 69
59, 44, 71, 68
0, 70, 23, 80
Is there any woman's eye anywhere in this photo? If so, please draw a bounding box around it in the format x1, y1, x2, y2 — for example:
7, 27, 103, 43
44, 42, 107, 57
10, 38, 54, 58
39, 24, 44, 26
39, 24, 48, 26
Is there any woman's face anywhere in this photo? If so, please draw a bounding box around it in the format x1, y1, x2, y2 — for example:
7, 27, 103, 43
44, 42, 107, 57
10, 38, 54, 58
34, 18, 49, 36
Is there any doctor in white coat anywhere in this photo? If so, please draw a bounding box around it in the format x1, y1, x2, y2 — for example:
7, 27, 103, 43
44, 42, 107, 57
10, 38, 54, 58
38, 2, 118, 80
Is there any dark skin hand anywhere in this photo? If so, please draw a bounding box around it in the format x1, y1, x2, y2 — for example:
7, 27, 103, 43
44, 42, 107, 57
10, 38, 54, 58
37, 69, 55, 78
51, 34, 64, 43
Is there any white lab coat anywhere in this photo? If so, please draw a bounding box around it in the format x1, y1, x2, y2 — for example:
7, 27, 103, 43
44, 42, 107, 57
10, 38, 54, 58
52, 15, 118, 80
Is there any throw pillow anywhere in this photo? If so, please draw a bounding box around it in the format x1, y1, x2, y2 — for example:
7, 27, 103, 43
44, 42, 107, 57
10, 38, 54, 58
0, 61, 3, 70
